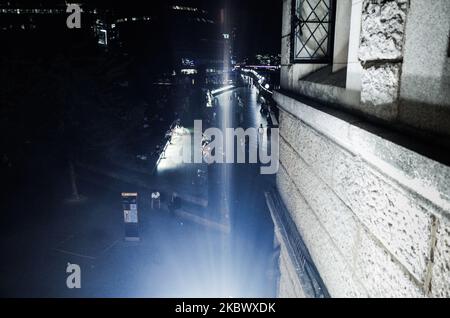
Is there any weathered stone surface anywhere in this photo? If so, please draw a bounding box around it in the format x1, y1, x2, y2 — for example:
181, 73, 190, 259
277, 167, 368, 297
280, 109, 433, 284
274, 93, 356, 152
279, 111, 335, 186
347, 124, 450, 209
355, 227, 424, 297
431, 217, 450, 297
274, 92, 450, 214
279, 138, 359, 264
279, 135, 425, 297
359, 0, 409, 62
361, 63, 401, 120
333, 150, 433, 283
398, 0, 450, 137
275, 91, 450, 297
295, 80, 361, 112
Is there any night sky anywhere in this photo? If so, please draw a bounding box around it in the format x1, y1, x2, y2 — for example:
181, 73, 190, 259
93, 0, 283, 58
4, 0, 282, 58
204, 0, 283, 58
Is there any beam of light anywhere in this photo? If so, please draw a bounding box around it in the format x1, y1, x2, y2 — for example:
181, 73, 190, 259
147, 4, 273, 298
211, 85, 234, 95
130, 220, 271, 297
149, 117, 271, 297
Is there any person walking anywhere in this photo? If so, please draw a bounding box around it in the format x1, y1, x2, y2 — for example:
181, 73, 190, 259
151, 191, 161, 210
258, 124, 265, 146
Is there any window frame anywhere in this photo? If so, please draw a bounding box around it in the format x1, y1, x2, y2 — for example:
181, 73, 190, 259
290, 0, 337, 64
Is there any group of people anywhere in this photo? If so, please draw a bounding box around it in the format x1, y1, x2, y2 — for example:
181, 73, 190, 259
150, 190, 184, 214
150, 191, 161, 209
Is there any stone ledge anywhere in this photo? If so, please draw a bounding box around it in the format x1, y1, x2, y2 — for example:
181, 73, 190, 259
361, 62, 401, 120
359, 0, 409, 62
273, 90, 450, 218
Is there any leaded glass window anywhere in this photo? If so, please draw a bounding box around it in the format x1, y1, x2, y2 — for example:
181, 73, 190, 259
291, 0, 336, 63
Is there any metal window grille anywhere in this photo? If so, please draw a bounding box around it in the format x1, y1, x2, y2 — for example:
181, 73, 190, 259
291, 0, 336, 63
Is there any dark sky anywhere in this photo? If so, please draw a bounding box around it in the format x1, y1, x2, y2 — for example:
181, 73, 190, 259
205, 0, 283, 58
101, 0, 283, 58
6, 0, 283, 58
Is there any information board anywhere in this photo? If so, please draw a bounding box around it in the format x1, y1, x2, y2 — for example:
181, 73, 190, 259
121, 193, 139, 241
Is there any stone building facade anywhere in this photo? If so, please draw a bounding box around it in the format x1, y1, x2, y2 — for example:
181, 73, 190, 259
272, 0, 450, 297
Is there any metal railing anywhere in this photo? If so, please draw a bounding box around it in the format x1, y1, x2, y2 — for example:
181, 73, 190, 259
265, 188, 330, 298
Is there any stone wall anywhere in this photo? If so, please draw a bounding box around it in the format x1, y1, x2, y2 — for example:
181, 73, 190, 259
359, 0, 409, 121
398, 0, 450, 136
282, 0, 450, 139
359, 0, 409, 62
276, 0, 450, 297
274, 91, 450, 298
357, 0, 450, 136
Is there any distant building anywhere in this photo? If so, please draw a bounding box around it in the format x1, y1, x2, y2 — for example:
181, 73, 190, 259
255, 53, 281, 66
0, 1, 68, 31
89, 2, 231, 84
168, 4, 231, 79
0, 1, 231, 84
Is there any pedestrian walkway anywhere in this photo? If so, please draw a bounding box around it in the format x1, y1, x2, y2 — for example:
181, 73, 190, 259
204, 85, 277, 297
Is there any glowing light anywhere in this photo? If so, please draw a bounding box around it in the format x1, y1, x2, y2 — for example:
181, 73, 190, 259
99, 29, 108, 45
211, 85, 234, 95
180, 68, 197, 75
172, 6, 199, 12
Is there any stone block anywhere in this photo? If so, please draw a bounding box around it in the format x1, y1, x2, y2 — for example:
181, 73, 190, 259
361, 62, 401, 120
347, 124, 450, 210
279, 136, 425, 296
279, 138, 359, 264
276, 93, 450, 214
333, 146, 432, 283
279, 109, 433, 283
279, 111, 336, 186
355, 226, 425, 297
431, 217, 450, 297
277, 167, 368, 297
359, 0, 409, 62
398, 0, 450, 137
